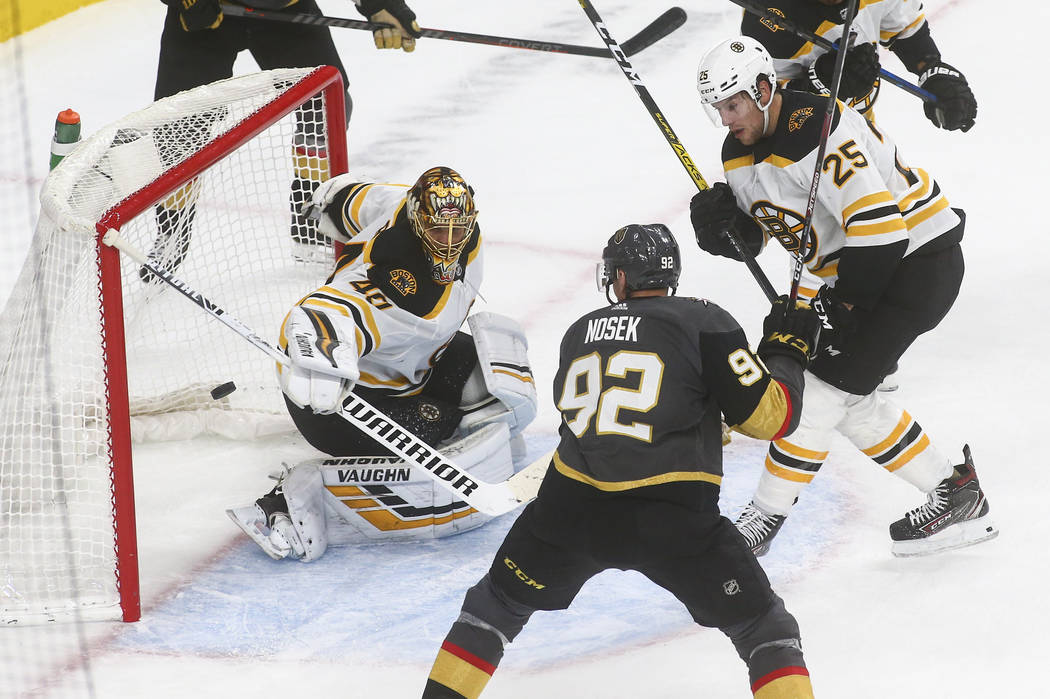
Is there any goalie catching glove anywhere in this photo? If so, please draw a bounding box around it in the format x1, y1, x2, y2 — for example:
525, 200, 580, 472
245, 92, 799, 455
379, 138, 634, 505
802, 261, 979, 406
279, 306, 360, 414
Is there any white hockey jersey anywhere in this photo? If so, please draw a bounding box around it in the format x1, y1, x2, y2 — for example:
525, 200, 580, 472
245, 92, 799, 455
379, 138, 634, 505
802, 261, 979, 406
723, 90, 960, 310
279, 181, 482, 394
742, 0, 930, 116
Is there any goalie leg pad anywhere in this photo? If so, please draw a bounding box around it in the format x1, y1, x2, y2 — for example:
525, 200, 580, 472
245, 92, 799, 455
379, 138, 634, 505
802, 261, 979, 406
317, 422, 514, 546
463, 312, 538, 438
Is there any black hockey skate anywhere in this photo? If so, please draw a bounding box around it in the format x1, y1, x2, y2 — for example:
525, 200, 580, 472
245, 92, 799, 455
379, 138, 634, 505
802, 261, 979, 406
225, 482, 301, 560
889, 445, 998, 557
735, 501, 788, 557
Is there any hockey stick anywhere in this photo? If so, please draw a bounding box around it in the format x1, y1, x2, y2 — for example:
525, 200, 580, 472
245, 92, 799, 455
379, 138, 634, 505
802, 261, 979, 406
727, 0, 936, 103
101, 228, 547, 516
789, 0, 859, 302
577, 0, 778, 303
222, 4, 687, 59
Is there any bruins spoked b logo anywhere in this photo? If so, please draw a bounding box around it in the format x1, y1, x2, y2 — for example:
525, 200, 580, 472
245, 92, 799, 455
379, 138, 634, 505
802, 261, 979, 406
750, 200, 817, 261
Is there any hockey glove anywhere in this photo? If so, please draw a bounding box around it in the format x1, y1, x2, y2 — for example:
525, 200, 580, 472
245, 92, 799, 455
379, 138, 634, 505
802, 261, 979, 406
690, 183, 763, 261
178, 0, 223, 32
301, 172, 363, 242
357, 0, 422, 52
811, 285, 857, 355
810, 42, 880, 99
757, 295, 821, 369
280, 307, 360, 414
919, 62, 977, 132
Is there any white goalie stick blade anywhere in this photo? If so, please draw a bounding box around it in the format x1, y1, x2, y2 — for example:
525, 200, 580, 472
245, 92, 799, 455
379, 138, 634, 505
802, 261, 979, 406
226, 505, 290, 560
337, 394, 553, 516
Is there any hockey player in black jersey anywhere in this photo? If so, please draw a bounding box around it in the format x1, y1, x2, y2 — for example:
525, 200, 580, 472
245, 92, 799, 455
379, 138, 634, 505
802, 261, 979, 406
689, 36, 998, 558
422, 224, 821, 699
142, 0, 421, 281
740, 0, 977, 131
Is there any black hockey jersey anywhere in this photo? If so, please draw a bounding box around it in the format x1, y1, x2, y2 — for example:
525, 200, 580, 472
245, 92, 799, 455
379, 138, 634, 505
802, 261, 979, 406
549, 296, 804, 508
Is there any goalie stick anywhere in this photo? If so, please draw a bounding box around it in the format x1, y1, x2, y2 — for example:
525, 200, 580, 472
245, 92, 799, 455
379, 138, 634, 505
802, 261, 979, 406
577, 0, 778, 303
726, 0, 936, 103
223, 4, 687, 60
101, 229, 550, 516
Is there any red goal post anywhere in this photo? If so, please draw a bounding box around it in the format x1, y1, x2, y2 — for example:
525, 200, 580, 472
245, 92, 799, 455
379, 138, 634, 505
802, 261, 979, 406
0, 66, 347, 625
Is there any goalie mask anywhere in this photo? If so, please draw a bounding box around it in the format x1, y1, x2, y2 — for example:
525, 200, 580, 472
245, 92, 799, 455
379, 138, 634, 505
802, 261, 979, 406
597, 223, 681, 302
406, 166, 478, 284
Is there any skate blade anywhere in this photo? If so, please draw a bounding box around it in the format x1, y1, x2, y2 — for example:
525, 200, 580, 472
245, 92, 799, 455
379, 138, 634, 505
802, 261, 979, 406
226, 506, 289, 560
891, 515, 999, 558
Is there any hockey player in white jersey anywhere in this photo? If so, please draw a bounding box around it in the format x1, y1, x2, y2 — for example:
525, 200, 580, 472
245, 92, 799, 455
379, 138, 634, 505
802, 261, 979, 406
688, 37, 997, 557
741, 0, 977, 131
227, 166, 537, 561
742, 0, 978, 388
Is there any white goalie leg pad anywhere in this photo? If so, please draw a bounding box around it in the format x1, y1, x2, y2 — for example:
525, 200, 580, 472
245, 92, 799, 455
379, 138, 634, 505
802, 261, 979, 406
280, 462, 329, 562
314, 422, 515, 546
462, 312, 538, 438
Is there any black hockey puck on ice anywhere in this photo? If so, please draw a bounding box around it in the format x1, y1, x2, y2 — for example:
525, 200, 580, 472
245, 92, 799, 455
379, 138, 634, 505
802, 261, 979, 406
210, 381, 237, 400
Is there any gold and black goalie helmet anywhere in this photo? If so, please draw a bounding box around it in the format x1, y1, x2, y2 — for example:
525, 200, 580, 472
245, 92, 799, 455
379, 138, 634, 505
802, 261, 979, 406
406, 166, 478, 263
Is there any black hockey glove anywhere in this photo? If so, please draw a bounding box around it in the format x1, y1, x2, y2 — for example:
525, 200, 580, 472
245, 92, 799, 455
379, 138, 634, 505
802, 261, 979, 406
357, 0, 422, 51
811, 285, 857, 354
811, 42, 880, 99
690, 183, 763, 261
757, 296, 821, 369
177, 0, 222, 32
919, 62, 977, 132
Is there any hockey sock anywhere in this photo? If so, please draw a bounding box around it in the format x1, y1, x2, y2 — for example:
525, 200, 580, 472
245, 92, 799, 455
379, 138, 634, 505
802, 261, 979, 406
423, 621, 505, 699
753, 440, 828, 516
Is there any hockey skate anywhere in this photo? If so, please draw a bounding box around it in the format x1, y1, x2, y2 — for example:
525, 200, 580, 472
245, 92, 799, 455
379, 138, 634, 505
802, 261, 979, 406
889, 445, 998, 557
735, 501, 788, 557
226, 484, 304, 560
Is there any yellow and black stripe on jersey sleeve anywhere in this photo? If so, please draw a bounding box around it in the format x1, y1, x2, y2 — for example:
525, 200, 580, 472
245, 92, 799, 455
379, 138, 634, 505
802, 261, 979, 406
337, 182, 380, 238
896, 167, 951, 230
841, 190, 908, 243
299, 286, 381, 356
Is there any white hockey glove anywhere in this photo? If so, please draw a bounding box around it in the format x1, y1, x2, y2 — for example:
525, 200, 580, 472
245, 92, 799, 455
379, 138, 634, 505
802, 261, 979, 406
301, 172, 362, 243
279, 306, 360, 414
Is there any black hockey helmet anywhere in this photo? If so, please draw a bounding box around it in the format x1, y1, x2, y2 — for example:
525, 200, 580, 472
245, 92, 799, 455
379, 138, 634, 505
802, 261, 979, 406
598, 223, 681, 297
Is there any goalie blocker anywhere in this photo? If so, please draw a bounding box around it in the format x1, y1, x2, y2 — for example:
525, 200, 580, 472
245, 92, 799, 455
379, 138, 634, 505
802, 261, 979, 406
227, 312, 538, 560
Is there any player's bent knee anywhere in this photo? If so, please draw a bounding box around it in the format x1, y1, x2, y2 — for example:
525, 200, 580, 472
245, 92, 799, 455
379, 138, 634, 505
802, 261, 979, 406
461, 573, 536, 644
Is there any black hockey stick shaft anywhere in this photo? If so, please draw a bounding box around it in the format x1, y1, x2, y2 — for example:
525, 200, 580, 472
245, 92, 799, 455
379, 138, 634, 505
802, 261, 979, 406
727, 0, 935, 103
223, 4, 686, 59
577, 0, 778, 303
790, 0, 859, 302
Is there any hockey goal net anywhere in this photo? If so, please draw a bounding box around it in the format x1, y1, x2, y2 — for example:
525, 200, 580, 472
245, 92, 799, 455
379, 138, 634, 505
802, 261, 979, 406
0, 66, 347, 624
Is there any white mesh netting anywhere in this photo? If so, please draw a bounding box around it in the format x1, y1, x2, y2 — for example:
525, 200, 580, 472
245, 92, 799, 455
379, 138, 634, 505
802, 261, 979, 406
0, 67, 342, 625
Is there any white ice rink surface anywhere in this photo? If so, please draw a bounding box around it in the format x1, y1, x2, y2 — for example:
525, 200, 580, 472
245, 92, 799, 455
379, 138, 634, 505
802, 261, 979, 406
1, 0, 1047, 696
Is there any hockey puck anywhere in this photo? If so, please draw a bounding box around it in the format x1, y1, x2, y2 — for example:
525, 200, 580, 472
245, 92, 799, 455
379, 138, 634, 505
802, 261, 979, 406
210, 381, 237, 400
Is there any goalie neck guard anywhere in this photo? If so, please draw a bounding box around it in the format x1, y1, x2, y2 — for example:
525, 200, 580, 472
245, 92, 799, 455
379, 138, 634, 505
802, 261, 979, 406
598, 223, 681, 300
406, 166, 478, 278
